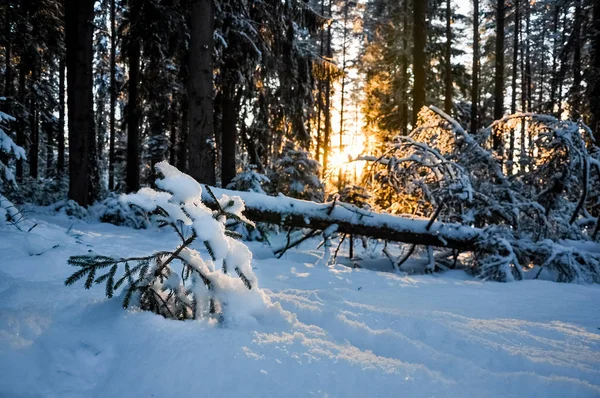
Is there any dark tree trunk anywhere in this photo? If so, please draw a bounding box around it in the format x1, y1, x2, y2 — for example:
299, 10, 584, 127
221, 82, 237, 187
126, 18, 141, 193
537, 23, 546, 112
338, 1, 350, 190
510, 0, 519, 115
188, 0, 216, 185
548, 6, 560, 114
178, 97, 188, 173
413, 0, 427, 126
29, 66, 38, 179
589, 0, 600, 140
16, 60, 26, 182
571, 0, 582, 120
169, 99, 178, 166
470, 0, 479, 135
4, 4, 12, 98
65, 0, 96, 206
493, 0, 505, 121
57, 56, 65, 174
399, 0, 409, 135
108, 0, 117, 191
322, 1, 332, 176
444, 0, 453, 115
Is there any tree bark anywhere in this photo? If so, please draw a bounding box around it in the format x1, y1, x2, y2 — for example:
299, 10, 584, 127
29, 65, 38, 179
4, 4, 12, 98
57, 56, 65, 174
470, 0, 479, 135
548, 5, 560, 114
571, 0, 582, 120
126, 6, 141, 193
444, 0, 453, 115
188, 0, 216, 185
221, 82, 237, 187
108, 0, 117, 191
510, 0, 519, 115
65, 0, 96, 206
589, 0, 600, 140
413, 0, 427, 126
201, 187, 481, 250
493, 0, 505, 121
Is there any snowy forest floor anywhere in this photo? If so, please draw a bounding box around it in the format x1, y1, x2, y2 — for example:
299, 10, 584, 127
1, 214, 600, 397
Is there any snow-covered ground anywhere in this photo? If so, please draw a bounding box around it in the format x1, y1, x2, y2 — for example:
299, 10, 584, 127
1, 215, 599, 397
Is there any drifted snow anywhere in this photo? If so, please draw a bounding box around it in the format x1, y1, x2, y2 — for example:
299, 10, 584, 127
0, 215, 599, 397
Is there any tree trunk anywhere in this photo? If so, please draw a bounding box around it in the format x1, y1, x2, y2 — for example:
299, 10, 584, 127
548, 5, 560, 114
16, 61, 25, 181
65, 0, 95, 206
29, 65, 39, 179
4, 4, 12, 98
510, 0, 519, 115
108, 0, 117, 191
589, 0, 600, 140
470, 0, 479, 135
322, 0, 332, 177
126, 14, 141, 193
57, 56, 65, 174
399, 0, 409, 135
493, 0, 505, 121
338, 1, 349, 190
444, 0, 453, 115
571, 0, 582, 120
413, 0, 427, 126
188, 0, 216, 185
221, 82, 237, 187
178, 97, 188, 173
201, 186, 481, 250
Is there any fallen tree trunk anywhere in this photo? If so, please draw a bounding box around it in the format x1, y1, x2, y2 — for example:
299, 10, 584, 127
201, 187, 482, 250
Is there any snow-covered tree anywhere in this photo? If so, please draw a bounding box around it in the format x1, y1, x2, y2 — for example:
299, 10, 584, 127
365, 106, 600, 283
269, 141, 324, 202
65, 162, 267, 321
0, 102, 26, 226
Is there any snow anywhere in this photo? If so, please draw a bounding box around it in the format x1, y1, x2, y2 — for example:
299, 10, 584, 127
1, 215, 600, 397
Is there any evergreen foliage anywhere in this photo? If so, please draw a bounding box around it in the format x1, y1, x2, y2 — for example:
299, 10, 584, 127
269, 141, 325, 202
65, 162, 259, 320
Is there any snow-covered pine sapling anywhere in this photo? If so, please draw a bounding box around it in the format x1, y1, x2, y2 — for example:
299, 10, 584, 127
64, 162, 259, 321
0, 99, 27, 227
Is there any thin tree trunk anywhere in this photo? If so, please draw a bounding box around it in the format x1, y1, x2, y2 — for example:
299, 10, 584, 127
322, 0, 332, 177
178, 97, 188, 173
126, 33, 141, 192
444, 0, 453, 115
17, 60, 26, 182
65, 0, 96, 206
413, 0, 427, 126
510, 0, 519, 114
493, 0, 505, 121
29, 65, 38, 179
571, 0, 582, 120
589, 0, 600, 140
470, 0, 479, 135
400, 0, 409, 134
337, 1, 349, 190
537, 23, 546, 112
4, 4, 12, 98
57, 56, 65, 174
169, 99, 178, 166
108, 0, 116, 191
548, 5, 560, 114
221, 82, 237, 187
188, 0, 216, 185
